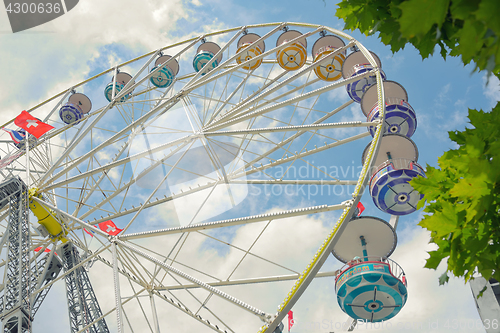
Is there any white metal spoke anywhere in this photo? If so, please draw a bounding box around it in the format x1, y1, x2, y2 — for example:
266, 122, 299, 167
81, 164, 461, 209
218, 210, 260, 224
116, 239, 270, 321
157, 270, 339, 291
121, 203, 345, 240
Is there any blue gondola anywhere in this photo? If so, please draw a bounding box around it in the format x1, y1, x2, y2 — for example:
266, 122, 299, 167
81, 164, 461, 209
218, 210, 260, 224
336, 257, 408, 322
361, 81, 417, 138
342, 51, 386, 103
59, 103, 83, 125
150, 55, 179, 88
369, 159, 426, 215
367, 99, 417, 138
193, 41, 222, 75
105, 72, 134, 102
346, 64, 386, 103
14, 129, 37, 150
59, 93, 92, 125
362, 134, 425, 215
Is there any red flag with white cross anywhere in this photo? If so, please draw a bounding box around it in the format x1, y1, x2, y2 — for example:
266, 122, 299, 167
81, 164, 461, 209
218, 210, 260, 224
98, 220, 123, 236
14, 111, 54, 139
288, 311, 294, 331
356, 201, 365, 216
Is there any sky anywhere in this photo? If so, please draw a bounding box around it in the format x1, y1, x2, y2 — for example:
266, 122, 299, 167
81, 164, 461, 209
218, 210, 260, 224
0, 0, 499, 333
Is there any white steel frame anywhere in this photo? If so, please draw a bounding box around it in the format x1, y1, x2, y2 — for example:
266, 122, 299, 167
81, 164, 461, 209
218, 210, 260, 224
0, 22, 386, 333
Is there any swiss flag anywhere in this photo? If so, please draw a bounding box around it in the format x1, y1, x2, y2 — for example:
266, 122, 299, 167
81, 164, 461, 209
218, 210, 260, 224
288, 311, 294, 331
14, 111, 54, 139
34, 247, 51, 253
98, 220, 123, 236
356, 202, 365, 216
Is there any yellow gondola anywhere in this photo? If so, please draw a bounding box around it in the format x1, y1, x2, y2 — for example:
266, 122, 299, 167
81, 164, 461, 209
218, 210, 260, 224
276, 30, 307, 71
312, 34, 346, 81
236, 33, 265, 71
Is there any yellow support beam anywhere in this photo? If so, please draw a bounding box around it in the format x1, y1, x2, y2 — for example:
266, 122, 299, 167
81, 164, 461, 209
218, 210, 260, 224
28, 188, 68, 243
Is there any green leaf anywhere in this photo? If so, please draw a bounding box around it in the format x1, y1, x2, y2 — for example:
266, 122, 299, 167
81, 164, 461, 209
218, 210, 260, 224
448, 129, 466, 145
418, 208, 458, 238
474, 0, 500, 34
413, 31, 438, 58
398, 0, 450, 38
425, 250, 444, 269
449, 175, 491, 201
450, 0, 480, 20
456, 19, 487, 64
477, 286, 487, 298
439, 271, 450, 285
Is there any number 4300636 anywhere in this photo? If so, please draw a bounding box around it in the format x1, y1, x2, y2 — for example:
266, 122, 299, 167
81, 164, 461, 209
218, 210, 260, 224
6, 2, 61, 14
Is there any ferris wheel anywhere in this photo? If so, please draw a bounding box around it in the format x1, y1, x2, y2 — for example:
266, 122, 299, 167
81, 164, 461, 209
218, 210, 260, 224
0, 22, 424, 333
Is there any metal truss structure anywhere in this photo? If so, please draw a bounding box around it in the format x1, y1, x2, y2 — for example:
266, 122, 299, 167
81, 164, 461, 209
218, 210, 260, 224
0, 178, 32, 333
61, 242, 109, 333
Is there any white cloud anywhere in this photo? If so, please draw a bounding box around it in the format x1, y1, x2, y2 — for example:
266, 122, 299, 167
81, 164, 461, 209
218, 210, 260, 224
385, 224, 482, 332
482, 73, 500, 108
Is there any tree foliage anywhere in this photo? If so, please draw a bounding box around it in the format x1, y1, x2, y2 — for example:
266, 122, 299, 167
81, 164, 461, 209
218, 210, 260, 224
335, 0, 500, 284
335, 0, 500, 75
411, 104, 500, 284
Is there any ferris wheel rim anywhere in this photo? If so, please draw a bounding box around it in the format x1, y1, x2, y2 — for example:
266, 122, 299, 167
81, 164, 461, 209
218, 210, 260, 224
0, 22, 388, 333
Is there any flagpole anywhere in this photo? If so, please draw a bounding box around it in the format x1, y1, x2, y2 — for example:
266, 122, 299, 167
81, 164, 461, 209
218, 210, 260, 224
26, 134, 30, 187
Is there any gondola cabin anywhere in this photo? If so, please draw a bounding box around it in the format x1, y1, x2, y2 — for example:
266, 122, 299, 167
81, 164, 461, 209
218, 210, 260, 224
335, 257, 408, 322
59, 92, 92, 125
193, 41, 222, 75
276, 30, 307, 71
332, 216, 406, 322
236, 33, 265, 71
311, 34, 345, 81
150, 55, 179, 88
362, 134, 425, 215
105, 72, 134, 102
342, 51, 386, 103
362, 81, 417, 138
13, 129, 37, 150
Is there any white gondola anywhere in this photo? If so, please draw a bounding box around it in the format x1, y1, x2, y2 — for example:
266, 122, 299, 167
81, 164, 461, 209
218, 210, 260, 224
311, 34, 345, 81
150, 55, 179, 88
276, 30, 307, 71
332, 216, 397, 263
235, 33, 265, 71
342, 51, 386, 103
362, 81, 417, 138
59, 92, 92, 125
193, 41, 222, 75
362, 134, 425, 215
105, 72, 134, 102
333, 216, 407, 322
